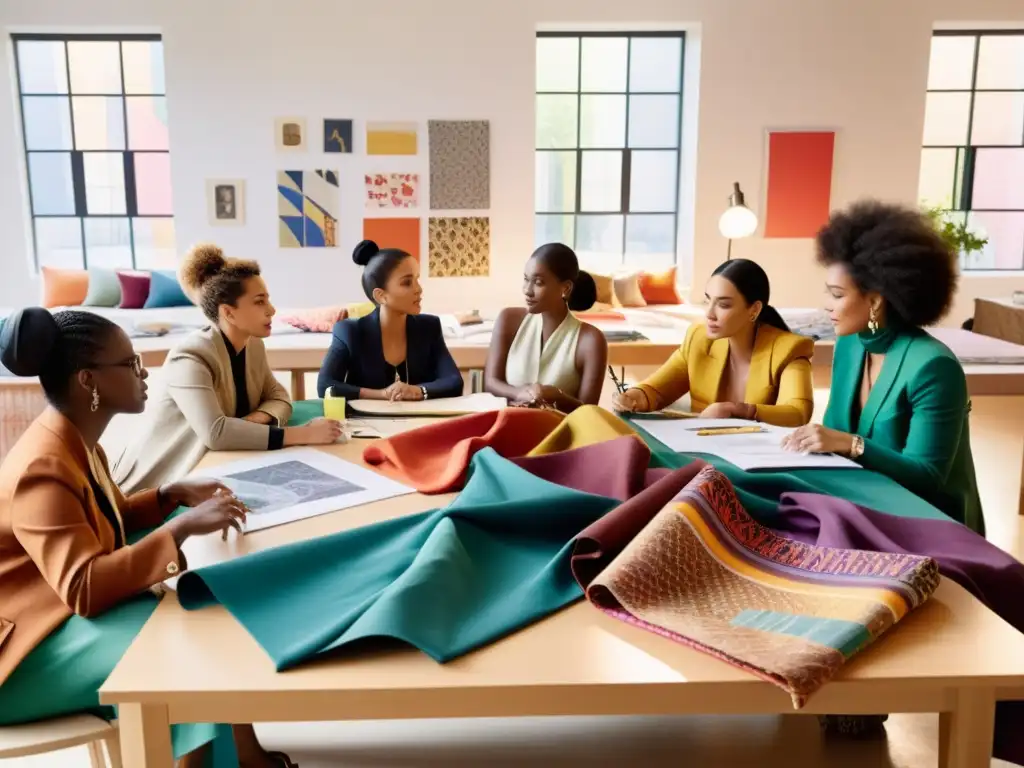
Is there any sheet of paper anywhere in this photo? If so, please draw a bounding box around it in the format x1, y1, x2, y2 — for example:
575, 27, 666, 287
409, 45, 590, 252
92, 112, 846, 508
349, 392, 506, 416
635, 418, 859, 471
190, 448, 414, 533
345, 417, 436, 439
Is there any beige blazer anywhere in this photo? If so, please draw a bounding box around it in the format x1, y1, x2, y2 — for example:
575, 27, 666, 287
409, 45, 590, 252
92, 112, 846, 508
113, 326, 292, 493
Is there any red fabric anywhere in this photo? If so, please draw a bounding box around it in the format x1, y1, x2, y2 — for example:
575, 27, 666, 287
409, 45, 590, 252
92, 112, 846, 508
362, 408, 564, 493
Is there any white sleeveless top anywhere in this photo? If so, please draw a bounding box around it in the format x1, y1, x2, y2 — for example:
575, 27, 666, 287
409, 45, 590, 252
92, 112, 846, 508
504, 311, 582, 397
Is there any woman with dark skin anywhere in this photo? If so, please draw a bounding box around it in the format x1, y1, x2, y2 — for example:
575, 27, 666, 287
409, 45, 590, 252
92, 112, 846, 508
485, 243, 608, 412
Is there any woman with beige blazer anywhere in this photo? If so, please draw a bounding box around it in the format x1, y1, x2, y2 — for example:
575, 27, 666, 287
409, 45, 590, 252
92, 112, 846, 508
115, 245, 341, 492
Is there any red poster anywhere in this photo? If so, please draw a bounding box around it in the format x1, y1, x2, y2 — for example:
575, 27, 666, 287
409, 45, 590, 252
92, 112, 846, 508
764, 131, 836, 239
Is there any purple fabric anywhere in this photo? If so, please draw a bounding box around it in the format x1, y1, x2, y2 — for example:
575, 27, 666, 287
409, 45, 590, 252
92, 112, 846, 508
116, 271, 151, 309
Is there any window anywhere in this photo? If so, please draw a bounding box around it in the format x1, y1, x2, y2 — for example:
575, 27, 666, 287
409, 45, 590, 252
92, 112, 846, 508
12, 34, 175, 270
919, 31, 1024, 270
535, 32, 685, 273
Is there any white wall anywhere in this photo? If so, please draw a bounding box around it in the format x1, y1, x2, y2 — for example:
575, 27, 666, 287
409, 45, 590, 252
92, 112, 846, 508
1, 0, 1022, 322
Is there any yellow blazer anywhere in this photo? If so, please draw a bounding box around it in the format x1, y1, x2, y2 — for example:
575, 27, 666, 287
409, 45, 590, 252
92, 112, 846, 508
635, 323, 814, 427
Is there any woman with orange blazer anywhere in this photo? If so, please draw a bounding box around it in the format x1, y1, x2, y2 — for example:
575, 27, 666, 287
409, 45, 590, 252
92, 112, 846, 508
613, 259, 814, 427
0, 308, 296, 768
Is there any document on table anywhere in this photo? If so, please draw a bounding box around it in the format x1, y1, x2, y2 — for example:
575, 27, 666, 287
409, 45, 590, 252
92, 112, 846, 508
348, 392, 507, 417
635, 418, 860, 471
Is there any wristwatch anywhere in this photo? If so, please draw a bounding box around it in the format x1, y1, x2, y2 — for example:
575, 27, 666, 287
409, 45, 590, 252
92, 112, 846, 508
850, 434, 865, 459
420, 386, 428, 400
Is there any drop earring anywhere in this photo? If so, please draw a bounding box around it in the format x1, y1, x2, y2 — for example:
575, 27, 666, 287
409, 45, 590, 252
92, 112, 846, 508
868, 308, 879, 335
90, 387, 100, 413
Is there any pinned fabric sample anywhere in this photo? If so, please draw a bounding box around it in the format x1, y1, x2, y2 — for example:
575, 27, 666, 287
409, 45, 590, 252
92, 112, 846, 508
428, 217, 490, 277
275, 117, 306, 151
278, 170, 339, 248
323, 119, 353, 153
364, 173, 419, 209
764, 131, 835, 238
428, 120, 490, 210
364, 217, 421, 260
366, 122, 418, 155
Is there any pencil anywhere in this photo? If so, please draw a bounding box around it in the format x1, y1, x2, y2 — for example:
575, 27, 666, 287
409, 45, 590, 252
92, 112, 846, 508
695, 426, 764, 436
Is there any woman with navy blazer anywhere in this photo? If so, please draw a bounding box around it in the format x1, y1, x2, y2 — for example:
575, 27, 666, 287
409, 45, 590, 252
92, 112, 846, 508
316, 240, 463, 401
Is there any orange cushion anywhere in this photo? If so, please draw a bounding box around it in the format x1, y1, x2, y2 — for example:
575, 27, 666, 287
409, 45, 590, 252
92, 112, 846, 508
590, 273, 614, 306
279, 306, 348, 333
41, 267, 89, 308
638, 266, 682, 305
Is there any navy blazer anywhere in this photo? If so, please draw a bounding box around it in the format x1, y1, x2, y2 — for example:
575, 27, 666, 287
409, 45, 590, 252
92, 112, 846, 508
316, 308, 464, 399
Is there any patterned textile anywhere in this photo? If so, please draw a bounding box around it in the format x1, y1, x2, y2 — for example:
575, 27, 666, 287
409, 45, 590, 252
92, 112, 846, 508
428, 217, 490, 277
428, 120, 490, 210
585, 465, 940, 707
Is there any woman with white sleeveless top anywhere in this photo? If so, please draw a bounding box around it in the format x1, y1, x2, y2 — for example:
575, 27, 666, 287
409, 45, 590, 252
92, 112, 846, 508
485, 243, 608, 412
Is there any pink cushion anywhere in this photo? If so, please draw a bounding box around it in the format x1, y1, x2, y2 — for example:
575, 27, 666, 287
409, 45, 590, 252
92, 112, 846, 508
279, 306, 348, 333
117, 271, 152, 309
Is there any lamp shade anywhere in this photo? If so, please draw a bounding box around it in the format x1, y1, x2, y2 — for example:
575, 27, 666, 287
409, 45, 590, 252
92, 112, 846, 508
718, 182, 758, 239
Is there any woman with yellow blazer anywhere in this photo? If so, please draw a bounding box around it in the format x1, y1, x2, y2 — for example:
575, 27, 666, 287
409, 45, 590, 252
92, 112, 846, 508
612, 259, 814, 427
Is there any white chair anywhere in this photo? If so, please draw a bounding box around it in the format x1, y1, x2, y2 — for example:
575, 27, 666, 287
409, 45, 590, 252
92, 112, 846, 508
0, 714, 121, 767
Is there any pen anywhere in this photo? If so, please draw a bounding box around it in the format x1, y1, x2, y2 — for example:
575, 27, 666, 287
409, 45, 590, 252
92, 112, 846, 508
694, 426, 765, 436
607, 366, 628, 394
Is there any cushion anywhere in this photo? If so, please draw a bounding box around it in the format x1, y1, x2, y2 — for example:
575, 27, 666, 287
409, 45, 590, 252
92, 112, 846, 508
40, 267, 88, 308
144, 270, 193, 309
638, 266, 682, 305
590, 272, 615, 306
612, 272, 647, 308
279, 306, 348, 333
347, 301, 376, 319
82, 268, 122, 307
117, 271, 152, 309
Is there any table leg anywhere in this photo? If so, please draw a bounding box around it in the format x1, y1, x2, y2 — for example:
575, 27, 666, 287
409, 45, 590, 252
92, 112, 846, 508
117, 703, 174, 768
291, 370, 306, 401
938, 688, 996, 768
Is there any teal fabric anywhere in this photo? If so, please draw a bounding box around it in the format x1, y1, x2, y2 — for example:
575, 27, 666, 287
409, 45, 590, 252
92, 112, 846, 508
144, 270, 193, 308
826, 329, 983, 534
82, 268, 122, 307
178, 447, 618, 670
287, 399, 324, 426
0, 595, 238, 767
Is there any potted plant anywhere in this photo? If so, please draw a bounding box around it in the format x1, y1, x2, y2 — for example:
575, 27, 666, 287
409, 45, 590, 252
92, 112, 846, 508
924, 207, 989, 268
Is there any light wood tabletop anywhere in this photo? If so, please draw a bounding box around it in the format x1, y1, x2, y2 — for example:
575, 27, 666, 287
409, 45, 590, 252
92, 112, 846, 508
99, 438, 1024, 768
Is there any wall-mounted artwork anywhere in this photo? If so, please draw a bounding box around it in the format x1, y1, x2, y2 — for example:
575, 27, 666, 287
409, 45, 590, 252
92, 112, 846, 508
278, 170, 339, 248
275, 117, 307, 151
428, 120, 490, 210
206, 179, 245, 226
364, 173, 419, 209
428, 217, 490, 277
364, 217, 421, 260
366, 122, 418, 155
324, 119, 353, 153
763, 130, 836, 238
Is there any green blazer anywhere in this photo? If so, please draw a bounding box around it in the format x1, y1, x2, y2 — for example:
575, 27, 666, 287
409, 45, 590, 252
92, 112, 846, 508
824, 329, 984, 535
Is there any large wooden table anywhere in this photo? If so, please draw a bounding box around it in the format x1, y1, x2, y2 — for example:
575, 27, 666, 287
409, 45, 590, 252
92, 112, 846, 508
100, 438, 1024, 768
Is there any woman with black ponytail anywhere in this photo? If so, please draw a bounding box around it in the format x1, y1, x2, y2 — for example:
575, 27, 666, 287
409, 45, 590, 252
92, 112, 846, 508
613, 258, 815, 426
484, 243, 608, 412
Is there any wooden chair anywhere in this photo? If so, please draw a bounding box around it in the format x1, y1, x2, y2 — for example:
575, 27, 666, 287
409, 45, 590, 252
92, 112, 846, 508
0, 714, 121, 766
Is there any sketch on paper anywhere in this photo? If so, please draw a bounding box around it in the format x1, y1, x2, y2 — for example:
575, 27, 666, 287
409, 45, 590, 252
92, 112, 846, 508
222, 460, 362, 515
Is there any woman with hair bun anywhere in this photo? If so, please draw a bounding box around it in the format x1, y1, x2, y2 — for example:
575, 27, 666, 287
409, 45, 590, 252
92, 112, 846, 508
484, 243, 608, 411
115, 244, 341, 492
316, 240, 463, 400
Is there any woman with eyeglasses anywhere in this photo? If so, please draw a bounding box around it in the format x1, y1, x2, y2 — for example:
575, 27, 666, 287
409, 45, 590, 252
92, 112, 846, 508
115, 244, 341, 492
0, 307, 297, 767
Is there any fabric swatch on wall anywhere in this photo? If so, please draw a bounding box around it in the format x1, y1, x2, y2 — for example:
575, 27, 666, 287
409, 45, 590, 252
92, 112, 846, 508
428, 120, 490, 209
764, 131, 836, 239
275, 117, 306, 151
323, 119, 353, 153
364, 217, 421, 260
428, 217, 490, 277
365, 173, 419, 209
366, 122, 418, 155
277, 170, 339, 248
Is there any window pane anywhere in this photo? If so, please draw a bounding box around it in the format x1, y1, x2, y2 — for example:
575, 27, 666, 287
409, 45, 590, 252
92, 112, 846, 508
84, 217, 132, 268
34, 217, 83, 269
918, 148, 957, 209
576, 215, 624, 272
72, 96, 126, 150
536, 95, 578, 149
580, 37, 627, 92
132, 217, 177, 269
971, 92, 1024, 146
629, 150, 678, 213
22, 96, 73, 150
27, 152, 75, 215
580, 151, 622, 212
972, 148, 1024, 209
966, 212, 1024, 270
536, 37, 578, 92
67, 41, 122, 94
535, 151, 577, 213
126, 96, 169, 150
84, 152, 126, 214
629, 37, 682, 93
922, 92, 970, 146
975, 35, 1024, 90
625, 214, 676, 269
580, 95, 626, 148
927, 36, 976, 90
16, 40, 68, 94
134, 153, 174, 215
121, 41, 165, 94
534, 214, 575, 248
628, 94, 680, 148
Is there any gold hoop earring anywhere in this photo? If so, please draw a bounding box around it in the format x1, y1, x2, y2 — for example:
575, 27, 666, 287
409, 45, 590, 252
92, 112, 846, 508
90, 387, 100, 413
868, 308, 879, 334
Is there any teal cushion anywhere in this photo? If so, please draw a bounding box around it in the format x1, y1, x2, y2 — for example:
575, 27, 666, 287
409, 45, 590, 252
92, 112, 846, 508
82, 269, 122, 307
143, 270, 192, 308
